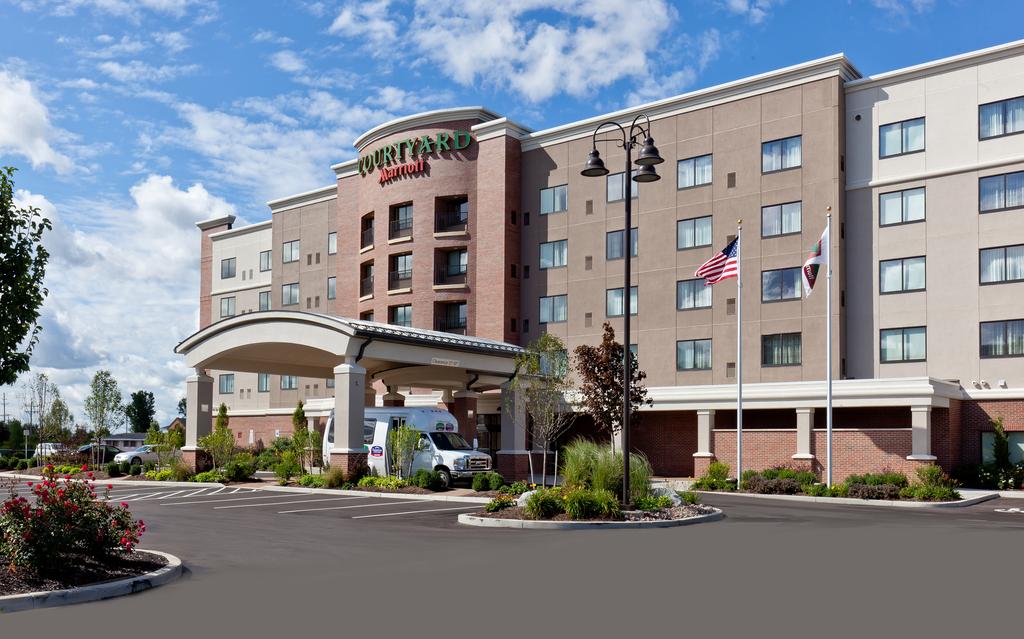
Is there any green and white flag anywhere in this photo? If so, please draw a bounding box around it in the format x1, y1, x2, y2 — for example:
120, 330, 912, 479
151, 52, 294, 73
802, 225, 829, 296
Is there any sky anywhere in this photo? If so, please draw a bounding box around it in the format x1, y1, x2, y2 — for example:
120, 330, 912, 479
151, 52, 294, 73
1, 0, 1022, 427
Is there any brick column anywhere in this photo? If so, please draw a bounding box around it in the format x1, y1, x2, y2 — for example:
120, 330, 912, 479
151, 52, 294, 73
907, 406, 937, 464
792, 407, 815, 471
382, 386, 405, 407
496, 382, 529, 480
181, 371, 213, 472
329, 360, 368, 479
693, 409, 715, 478
452, 390, 479, 445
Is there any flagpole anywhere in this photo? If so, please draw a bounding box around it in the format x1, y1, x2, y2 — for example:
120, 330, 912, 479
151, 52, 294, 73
826, 207, 833, 488
736, 220, 743, 486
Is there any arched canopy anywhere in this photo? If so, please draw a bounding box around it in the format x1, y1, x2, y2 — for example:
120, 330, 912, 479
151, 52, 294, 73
174, 311, 522, 391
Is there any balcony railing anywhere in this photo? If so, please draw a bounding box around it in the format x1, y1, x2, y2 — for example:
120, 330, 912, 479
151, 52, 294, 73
361, 227, 374, 248
388, 269, 412, 290
436, 313, 467, 334
389, 217, 413, 240
435, 210, 468, 233
359, 275, 373, 297
435, 263, 467, 285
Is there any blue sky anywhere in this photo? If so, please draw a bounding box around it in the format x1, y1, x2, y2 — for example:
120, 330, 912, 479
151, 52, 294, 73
1, 0, 1022, 425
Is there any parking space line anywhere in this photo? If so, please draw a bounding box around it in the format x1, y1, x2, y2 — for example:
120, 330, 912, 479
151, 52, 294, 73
351, 505, 480, 519
155, 490, 190, 500
214, 496, 366, 510
278, 499, 422, 514
160, 493, 300, 506
206, 487, 227, 496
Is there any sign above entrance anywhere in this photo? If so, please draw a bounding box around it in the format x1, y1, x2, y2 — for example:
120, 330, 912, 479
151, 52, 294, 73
358, 130, 473, 182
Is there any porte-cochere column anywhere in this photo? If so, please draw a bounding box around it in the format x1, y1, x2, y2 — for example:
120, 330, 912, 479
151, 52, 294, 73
330, 359, 368, 478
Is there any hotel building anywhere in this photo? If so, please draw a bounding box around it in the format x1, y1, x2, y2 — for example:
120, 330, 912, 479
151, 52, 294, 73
178, 40, 1024, 480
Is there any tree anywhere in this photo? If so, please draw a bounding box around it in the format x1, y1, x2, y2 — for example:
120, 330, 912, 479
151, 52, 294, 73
388, 424, 419, 480
573, 323, 651, 451
198, 403, 235, 470
146, 423, 185, 469
22, 372, 57, 429
6, 419, 25, 452
177, 397, 187, 418
124, 390, 156, 433
992, 416, 1011, 470
290, 401, 321, 475
0, 167, 52, 386
509, 333, 576, 487
39, 393, 74, 445
84, 370, 124, 465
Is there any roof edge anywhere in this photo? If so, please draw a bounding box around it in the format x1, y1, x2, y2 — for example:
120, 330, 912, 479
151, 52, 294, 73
196, 215, 236, 231
352, 106, 502, 151
267, 184, 337, 213
846, 38, 1024, 91
209, 219, 271, 241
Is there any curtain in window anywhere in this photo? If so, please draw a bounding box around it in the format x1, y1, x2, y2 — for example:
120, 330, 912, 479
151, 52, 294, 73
607, 173, 624, 201
904, 188, 925, 222
880, 192, 902, 225
678, 280, 710, 308
762, 206, 782, 236
980, 103, 1004, 138
694, 217, 711, 246
1006, 172, 1024, 209
695, 155, 712, 185
1008, 98, 1024, 135
1006, 245, 1024, 281
980, 176, 1004, 211
781, 202, 801, 233
880, 260, 902, 292
677, 220, 694, 248
904, 257, 926, 290
763, 334, 801, 365
1009, 320, 1024, 356
678, 159, 695, 188
762, 141, 781, 172
903, 119, 925, 152
981, 322, 1004, 357
693, 339, 711, 369
629, 228, 638, 256
607, 290, 623, 316
980, 248, 1005, 283
905, 327, 926, 360
782, 137, 801, 167
607, 231, 623, 259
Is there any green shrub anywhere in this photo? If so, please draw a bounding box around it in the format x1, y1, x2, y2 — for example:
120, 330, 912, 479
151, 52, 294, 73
846, 483, 901, 500
119, 461, 131, 475
561, 438, 600, 490
992, 416, 1011, 470
898, 464, 960, 501
498, 480, 530, 496
633, 495, 674, 512
560, 439, 651, 501
323, 465, 348, 489
471, 471, 504, 492
563, 488, 621, 520
746, 475, 802, 495
105, 461, 122, 477
845, 471, 908, 488
412, 469, 445, 491
223, 453, 256, 482
487, 471, 504, 491
274, 451, 301, 482
484, 494, 516, 513
677, 490, 700, 505
128, 464, 142, 476
17, 459, 29, 471
143, 461, 156, 473
802, 483, 829, 497
0, 457, 8, 470
693, 461, 735, 491
524, 488, 564, 520
193, 469, 225, 483
357, 475, 407, 490
298, 474, 326, 488
153, 469, 173, 481
168, 457, 194, 482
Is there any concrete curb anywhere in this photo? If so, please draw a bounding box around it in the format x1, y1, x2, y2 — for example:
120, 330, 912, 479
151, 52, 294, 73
695, 490, 998, 508
259, 484, 492, 504
0, 473, 225, 489
458, 509, 724, 529
0, 550, 182, 613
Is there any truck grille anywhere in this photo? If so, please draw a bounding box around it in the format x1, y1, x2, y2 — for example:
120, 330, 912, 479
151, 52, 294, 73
468, 457, 490, 470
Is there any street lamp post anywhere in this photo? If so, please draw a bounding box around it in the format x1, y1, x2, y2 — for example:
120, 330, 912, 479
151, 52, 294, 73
580, 114, 663, 505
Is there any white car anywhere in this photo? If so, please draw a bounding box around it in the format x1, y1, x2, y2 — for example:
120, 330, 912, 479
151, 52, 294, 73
113, 445, 159, 466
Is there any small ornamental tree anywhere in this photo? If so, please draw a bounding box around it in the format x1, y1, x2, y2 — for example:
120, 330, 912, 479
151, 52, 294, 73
84, 370, 124, 466
509, 333, 576, 487
146, 423, 185, 469
290, 401, 321, 474
0, 166, 52, 386
573, 323, 651, 451
199, 404, 235, 470
992, 416, 1011, 470
388, 424, 419, 480
177, 397, 187, 418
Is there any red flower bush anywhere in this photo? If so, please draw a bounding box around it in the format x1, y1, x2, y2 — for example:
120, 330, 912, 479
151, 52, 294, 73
0, 465, 145, 573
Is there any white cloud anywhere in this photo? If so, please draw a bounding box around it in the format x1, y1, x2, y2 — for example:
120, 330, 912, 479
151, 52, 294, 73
98, 60, 199, 83
13, 177, 236, 423
59, 77, 102, 90
17, 0, 212, 20
328, 0, 399, 47
252, 29, 292, 45
0, 70, 74, 173
83, 35, 148, 58
367, 85, 455, 112
723, 0, 781, 24
871, 0, 936, 16
154, 31, 190, 55
269, 50, 307, 74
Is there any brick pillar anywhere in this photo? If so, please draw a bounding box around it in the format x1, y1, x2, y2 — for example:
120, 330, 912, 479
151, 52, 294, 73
907, 406, 937, 467
452, 390, 479, 445
496, 382, 528, 480
792, 407, 815, 472
181, 371, 213, 472
329, 360, 368, 479
382, 386, 405, 407
693, 409, 715, 478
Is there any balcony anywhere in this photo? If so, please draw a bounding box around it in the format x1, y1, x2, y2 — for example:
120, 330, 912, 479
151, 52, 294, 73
359, 275, 373, 297
436, 313, 467, 335
435, 209, 468, 233
361, 227, 374, 249
388, 269, 412, 291
435, 263, 467, 286
389, 217, 412, 240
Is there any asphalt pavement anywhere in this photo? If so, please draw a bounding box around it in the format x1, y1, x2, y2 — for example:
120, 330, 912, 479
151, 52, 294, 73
4, 485, 1023, 637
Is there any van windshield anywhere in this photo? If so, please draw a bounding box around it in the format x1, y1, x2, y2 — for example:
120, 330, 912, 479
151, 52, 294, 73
429, 432, 472, 451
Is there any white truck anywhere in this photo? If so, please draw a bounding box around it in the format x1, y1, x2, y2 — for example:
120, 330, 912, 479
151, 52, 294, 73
322, 407, 493, 487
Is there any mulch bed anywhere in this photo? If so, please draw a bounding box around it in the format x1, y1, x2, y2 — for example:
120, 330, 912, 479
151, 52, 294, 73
351, 485, 433, 495
473, 503, 718, 522
0, 551, 168, 597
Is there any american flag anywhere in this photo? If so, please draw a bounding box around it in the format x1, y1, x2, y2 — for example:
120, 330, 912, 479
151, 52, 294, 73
694, 238, 739, 284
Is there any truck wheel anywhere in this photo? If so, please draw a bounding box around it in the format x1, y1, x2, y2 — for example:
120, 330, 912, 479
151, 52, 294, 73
131, 457, 141, 466
435, 467, 452, 489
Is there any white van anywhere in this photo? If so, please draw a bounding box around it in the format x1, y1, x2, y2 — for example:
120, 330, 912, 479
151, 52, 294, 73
322, 407, 493, 487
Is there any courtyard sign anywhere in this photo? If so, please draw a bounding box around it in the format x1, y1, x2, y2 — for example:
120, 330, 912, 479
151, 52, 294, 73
358, 130, 473, 184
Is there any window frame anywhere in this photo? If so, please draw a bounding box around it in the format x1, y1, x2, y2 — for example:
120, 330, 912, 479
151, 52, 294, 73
676, 215, 713, 250
676, 278, 712, 310
327, 232, 337, 255
761, 267, 803, 303
218, 374, 235, 394
282, 240, 300, 264
389, 304, 413, 327
980, 318, 1024, 359
539, 239, 568, 270
879, 117, 926, 158
880, 326, 927, 363
327, 276, 336, 300
220, 257, 236, 279
605, 286, 638, 318
761, 201, 802, 238
258, 290, 271, 311
540, 184, 568, 215
978, 95, 1024, 141
606, 171, 640, 202
280, 375, 298, 391
257, 373, 270, 393
761, 135, 802, 174
259, 250, 272, 272
606, 228, 638, 260
281, 282, 299, 306
539, 294, 567, 324
879, 256, 926, 294
676, 154, 713, 190
219, 296, 236, 318
761, 332, 802, 367
676, 339, 712, 371
879, 187, 926, 227
980, 244, 1024, 285
979, 171, 1024, 214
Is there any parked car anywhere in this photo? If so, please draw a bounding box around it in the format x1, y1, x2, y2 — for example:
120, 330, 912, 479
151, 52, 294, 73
34, 442, 66, 459
322, 407, 492, 488
77, 444, 122, 464
113, 445, 159, 466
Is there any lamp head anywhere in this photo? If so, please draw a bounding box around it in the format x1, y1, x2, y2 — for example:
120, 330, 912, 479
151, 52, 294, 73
634, 136, 664, 166
632, 163, 660, 183
580, 148, 609, 177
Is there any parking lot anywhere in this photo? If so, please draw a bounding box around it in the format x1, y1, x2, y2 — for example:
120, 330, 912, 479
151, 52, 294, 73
4, 480, 1024, 636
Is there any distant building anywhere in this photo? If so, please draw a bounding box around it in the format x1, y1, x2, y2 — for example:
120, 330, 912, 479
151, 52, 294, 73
102, 432, 148, 450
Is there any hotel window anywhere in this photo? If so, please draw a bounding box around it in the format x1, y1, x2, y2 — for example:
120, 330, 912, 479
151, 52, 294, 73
438, 301, 467, 333
761, 135, 801, 173
677, 216, 712, 250
677, 154, 712, 189
389, 203, 413, 239
540, 184, 567, 215
677, 279, 711, 310
436, 248, 468, 285
361, 214, 374, 248
981, 244, 1024, 284
282, 282, 299, 306
979, 171, 1024, 213
880, 327, 926, 363
389, 304, 412, 327
219, 296, 236, 318
436, 196, 469, 232
259, 250, 272, 272
327, 276, 336, 300
606, 171, 639, 202
979, 96, 1024, 140
676, 339, 712, 371
761, 201, 801, 237
280, 375, 298, 390
879, 256, 925, 293
540, 239, 568, 269
606, 286, 638, 317
257, 373, 270, 393
389, 253, 412, 290
539, 295, 567, 324
326, 377, 335, 389
221, 257, 236, 279
282, 240, 300, 263
259, 290, 271, 311
360, 310, 374, 322
218, 374, 235, 394
606, 228, 638, 260
762, 333, 801, 367
327, 232, 337, 255
880, 187, 925, 226
981, 319, 1024, 358
879, 117, 925, 158
762, 267, 802, 302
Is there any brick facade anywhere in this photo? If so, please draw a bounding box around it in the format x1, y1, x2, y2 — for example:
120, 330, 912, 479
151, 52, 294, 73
961, 399, 1024, 465
630, 412, 697, 477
